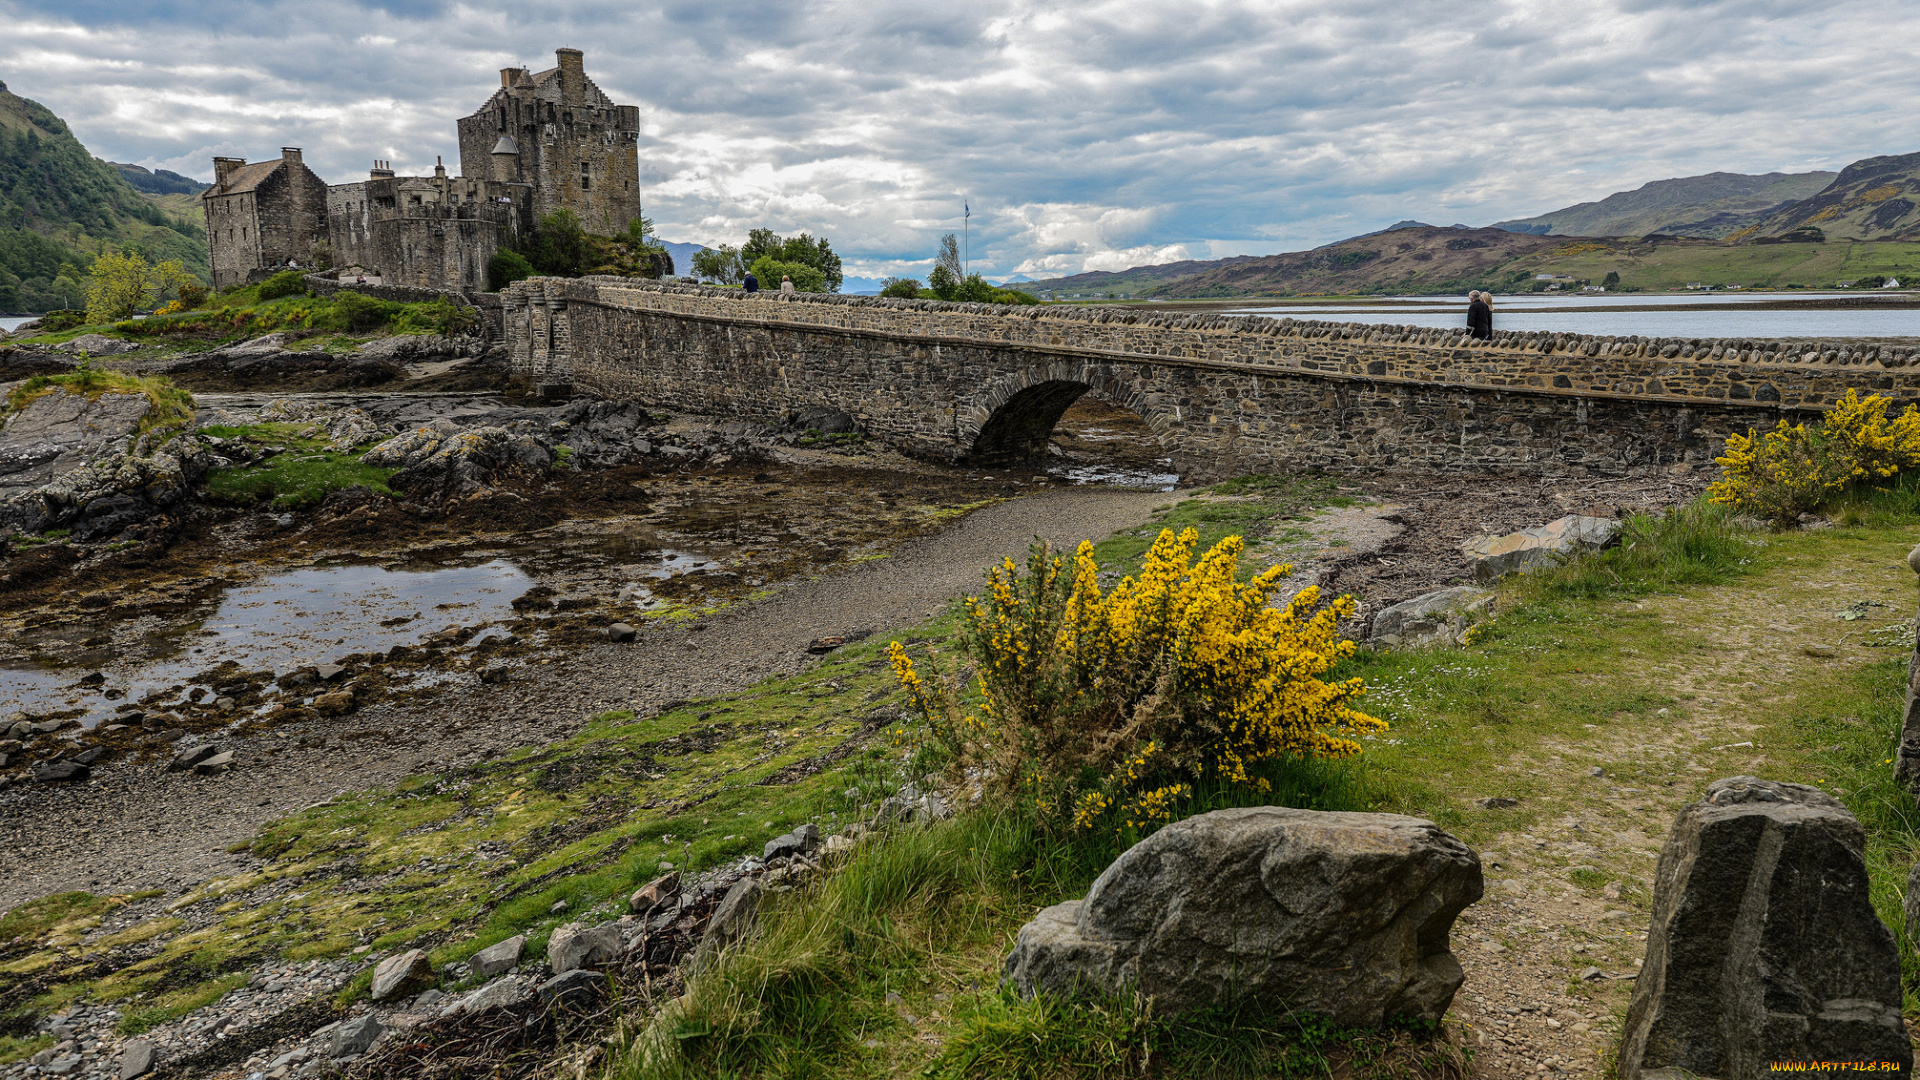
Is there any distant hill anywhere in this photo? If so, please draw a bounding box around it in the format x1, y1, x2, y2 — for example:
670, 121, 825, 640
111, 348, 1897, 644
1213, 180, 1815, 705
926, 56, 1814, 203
1491, 171, 1835, 239
1012, 255, 1263, 298
108, 162, 206, 196
1739, 151, 1920, 242
0, 79, 208, 312
1148, 227, 1566, 298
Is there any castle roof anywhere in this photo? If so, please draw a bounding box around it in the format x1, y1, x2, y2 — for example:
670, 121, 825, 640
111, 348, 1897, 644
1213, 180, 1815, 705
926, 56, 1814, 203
491, 134, 520, 155
204, 159, 284, 198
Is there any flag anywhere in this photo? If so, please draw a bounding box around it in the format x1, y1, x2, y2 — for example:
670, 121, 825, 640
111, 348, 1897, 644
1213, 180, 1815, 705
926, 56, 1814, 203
965, 202, 969, 217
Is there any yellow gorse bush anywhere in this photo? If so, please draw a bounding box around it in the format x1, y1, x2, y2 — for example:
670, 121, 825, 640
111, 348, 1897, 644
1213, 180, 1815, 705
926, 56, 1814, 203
888, 528, 1382, 834
1708, 389, 1920, 522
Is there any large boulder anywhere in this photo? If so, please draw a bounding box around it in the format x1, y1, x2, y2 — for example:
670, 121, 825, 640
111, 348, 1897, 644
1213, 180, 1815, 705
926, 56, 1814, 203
1461, 515, 1619, 583
1619, 777, 1910, 1079
1002, 806, 1482, 1024
368, 949, 435, 1002
0, 386, 209, 538
1369, 587, 1492, 648
0, 387, 150, 500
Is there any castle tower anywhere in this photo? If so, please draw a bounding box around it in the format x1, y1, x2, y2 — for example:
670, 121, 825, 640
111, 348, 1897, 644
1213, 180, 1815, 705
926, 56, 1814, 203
456, 48, 640, 236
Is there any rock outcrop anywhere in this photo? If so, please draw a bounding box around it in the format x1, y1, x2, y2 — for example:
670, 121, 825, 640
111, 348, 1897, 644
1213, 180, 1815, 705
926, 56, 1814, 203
1461, 515, 1620, 583
0, 387, 208, 539
1369, 586, 1492, 648
1889, 544, 1920, 795
1619, 777, 1910, 1078
1002, 806, 1482, 1024
361, 421, 552, 499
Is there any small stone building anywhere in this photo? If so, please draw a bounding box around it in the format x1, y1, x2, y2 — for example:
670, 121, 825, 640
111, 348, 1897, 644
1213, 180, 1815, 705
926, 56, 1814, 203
201, 148, 329, 289
205, 48, 639, 293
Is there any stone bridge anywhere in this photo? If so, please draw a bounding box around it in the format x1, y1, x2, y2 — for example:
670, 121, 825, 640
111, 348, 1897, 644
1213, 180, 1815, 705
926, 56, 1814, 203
502, 277, 1920, 479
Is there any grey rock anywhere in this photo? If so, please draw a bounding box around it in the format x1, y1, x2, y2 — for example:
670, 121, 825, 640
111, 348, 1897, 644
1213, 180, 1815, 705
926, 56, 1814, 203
72, 746, 104, 765
369, 949, 434, 1002
469, 934, 525, 978
168, 744, 220, 772
193, 751, 235, 775
1473, 797, 1519, 810
43, 1054, 82, 1075
548, 899, 568, 915
1370, 587, 1493, 648
1891, 556, 1920, 795
313, 664, 347, 682
327, 1013, 383, 1058
763, 823, 821, 861
55, 333, 138, 356
546, 922, 622, 974
447, 974, 535, 1016
0, 386, 148, 498
1002, 806, 1482, 1024
606, 623, 638, 643
478, 663, 513, 684
118, 1038, 155, 1079
410, 989, 445, 1010
535, 969, 605, 1013
1461, 515, 1620, 584
695, 877, 764, 967
1619, 777, 1911, 1079
32, 760, 89, 783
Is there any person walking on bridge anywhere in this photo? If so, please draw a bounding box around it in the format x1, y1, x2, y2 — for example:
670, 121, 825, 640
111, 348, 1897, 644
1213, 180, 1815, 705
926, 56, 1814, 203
1466, 291, 1492, 339
780, 275, 796, 299
743, 270, 759, 294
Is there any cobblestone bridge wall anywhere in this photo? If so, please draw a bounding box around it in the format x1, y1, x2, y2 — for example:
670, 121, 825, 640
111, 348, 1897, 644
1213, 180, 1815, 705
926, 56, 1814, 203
502, 277, 1920, 478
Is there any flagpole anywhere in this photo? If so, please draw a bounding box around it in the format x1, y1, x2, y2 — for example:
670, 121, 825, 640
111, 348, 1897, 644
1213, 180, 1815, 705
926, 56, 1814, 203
964, 201, 969, 282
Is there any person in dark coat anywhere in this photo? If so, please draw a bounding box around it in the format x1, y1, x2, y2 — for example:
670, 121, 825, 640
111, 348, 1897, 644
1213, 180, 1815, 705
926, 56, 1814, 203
1466, 291, 1492, 339
743, 271, 759, 294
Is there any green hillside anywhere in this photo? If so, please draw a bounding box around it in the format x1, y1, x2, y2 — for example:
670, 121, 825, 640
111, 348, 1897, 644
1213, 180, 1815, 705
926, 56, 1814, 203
0, 78, 207, 313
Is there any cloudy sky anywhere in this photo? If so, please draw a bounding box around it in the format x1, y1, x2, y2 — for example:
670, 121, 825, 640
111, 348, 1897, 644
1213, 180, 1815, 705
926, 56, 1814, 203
2, 0, 1914, 283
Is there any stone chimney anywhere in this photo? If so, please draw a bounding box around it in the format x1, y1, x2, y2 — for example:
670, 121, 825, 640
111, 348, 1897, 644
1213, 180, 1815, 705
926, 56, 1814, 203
370, 160, 395, 179
556, 47, 584, 102
213, 157, 245, 186
434, 155, 446, 180
500, 67, 520, 87
281, 147, 303, 166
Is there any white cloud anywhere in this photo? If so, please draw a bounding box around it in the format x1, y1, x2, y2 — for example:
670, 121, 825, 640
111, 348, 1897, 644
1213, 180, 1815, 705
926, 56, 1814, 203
1, 0, 1914, 279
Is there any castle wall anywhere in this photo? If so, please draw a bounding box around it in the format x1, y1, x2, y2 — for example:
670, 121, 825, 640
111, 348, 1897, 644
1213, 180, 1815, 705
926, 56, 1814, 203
502, 277, 1920, 479
325, 176, 524, 292
203, 158, 330, 290
204, 191, 261, 290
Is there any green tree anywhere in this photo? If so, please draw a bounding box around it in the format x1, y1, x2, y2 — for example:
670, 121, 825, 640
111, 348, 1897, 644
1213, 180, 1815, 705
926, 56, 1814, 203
524, 210, 591, 277
487, 249, 535, 291
935, 233, 962, 286
879, 276, 922, 299
85, 246, 194, 323
926, 264, 959, 300
739, 229, 843, 292
748, 255, 826, 293
692, 244, 745, 285
1602, 271, 1621, 288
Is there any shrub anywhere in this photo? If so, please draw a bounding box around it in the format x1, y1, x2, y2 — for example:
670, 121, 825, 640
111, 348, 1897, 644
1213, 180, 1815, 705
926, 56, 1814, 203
329, 290, 391, 333
487, 250, 534, 291
256, 270, 309, 301
748, 255, 826, 293
889, 529, 1380, 835
1708, 389, 1920, 523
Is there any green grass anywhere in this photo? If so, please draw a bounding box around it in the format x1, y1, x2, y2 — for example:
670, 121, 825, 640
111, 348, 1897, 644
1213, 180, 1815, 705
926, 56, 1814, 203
1504, 499, 1765, 603
201, 422, 396, 508
18, 288, 474, 348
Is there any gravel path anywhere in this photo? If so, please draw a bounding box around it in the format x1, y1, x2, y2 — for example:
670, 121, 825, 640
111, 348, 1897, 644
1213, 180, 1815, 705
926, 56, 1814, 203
0, 487, 1173, 907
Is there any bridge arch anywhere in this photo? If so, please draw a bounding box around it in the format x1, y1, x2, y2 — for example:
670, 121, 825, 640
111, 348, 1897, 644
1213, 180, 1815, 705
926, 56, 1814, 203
961, 365, 1174, 465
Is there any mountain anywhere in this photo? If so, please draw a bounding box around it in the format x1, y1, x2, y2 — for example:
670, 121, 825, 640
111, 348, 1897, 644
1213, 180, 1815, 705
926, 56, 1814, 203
1491, 170, 1835, 239
1147, 226, 1566, 298
1739, 151, 1920, 242
0, 79, 208, 312
1011, 255, 1263, 298
108, 162, 206, 196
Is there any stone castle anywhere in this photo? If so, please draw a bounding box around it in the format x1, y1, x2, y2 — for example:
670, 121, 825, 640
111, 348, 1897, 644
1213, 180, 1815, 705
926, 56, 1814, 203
202, 48, 640, 292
